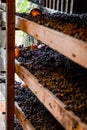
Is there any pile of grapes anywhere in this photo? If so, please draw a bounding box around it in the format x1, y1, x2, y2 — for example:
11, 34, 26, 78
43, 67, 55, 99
16, 45, 87, 124
16, 11, 87, 42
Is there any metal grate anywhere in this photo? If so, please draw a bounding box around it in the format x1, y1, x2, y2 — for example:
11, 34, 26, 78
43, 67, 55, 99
28, 0, 74, 14
44, 0, 74, 14
28, 0, 87, 14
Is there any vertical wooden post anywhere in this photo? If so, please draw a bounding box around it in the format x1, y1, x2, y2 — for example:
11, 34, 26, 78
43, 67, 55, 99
6, 0, 15, 129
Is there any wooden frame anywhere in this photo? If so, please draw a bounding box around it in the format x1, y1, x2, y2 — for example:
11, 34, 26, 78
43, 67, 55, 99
6, 0, 15, 129
2, 0, 87, 129
15, 61, 87, 130
16, 16, 87, 69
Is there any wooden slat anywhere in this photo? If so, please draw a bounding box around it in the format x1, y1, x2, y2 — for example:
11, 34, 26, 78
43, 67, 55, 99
15, 61, 87, 130
6, 0, 15, 129
15, 102, 35, 130
15, 16, 87, 69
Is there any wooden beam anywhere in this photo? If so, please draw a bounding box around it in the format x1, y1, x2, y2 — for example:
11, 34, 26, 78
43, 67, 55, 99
15, 102, 35, 130
6, 0, 15, 130
16, 16, 87, 69
15, 62, 87, 130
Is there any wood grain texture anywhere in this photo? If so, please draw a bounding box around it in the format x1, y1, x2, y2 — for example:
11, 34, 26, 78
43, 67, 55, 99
6, 0, 15, 129
15, 102, 35, 130
15, 61, 87, 130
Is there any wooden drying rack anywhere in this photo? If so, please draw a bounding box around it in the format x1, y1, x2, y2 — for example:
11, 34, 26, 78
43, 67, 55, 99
0, 0, 87, 130
15, 16, 87, 130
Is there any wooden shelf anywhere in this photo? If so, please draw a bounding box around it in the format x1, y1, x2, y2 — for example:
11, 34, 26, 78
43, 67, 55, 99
15, 61, 87, 130
16, 16, 87, 69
